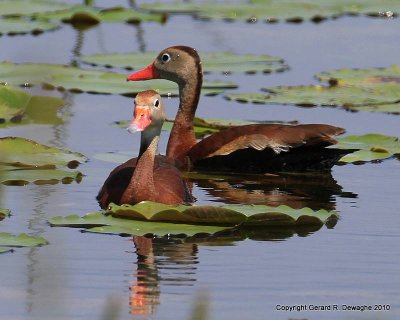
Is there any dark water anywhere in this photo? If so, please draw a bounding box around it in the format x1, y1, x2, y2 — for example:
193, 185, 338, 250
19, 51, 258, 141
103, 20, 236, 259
0, 2, 400, 320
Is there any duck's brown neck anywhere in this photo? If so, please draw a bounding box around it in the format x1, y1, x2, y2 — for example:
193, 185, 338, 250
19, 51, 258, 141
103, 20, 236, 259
121, 135, 159, 204
166, 72, 202, 164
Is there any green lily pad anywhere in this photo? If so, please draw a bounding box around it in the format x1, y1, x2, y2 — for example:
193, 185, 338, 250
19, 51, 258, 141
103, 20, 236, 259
0, 0, 70, 16
334, 134, 400, 163
33, 5, 164, 24
0, 208, 11, 220
0, 17, 59, 36
0, 137, 87, 168
0, 232, 48, 247
0, 86, 65, 127
107, 201, 337, 227
0, 248, 12, 254
0, 62, 235, 96
317, 65, 400, 86
49, 212, 231, 237
140, 1, 400, 23
81, 51, 288, 74
0, 168, 82, 185
225, 65, 400, 114
0, 0, 163, 24
226, 84, 400, 108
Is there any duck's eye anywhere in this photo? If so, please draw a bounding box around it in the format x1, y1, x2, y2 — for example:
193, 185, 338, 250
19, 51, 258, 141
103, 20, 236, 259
154, 99, 160, 108
161, 53, 171, 63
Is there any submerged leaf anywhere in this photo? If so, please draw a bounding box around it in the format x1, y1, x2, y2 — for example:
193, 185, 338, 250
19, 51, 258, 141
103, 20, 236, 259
0, 86, 31, 122
334, 134, 400, 163
0, 232, 48, 247
0, 62, 235, 96
0, 137, 87, 168
49, 213, 230, 237
81, 51, 288, 74
0, 88, 65, 128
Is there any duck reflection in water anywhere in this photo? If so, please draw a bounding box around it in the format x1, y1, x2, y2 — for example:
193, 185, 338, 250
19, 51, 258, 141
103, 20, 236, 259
188, 171, 357, 211
129, 236, 198, 316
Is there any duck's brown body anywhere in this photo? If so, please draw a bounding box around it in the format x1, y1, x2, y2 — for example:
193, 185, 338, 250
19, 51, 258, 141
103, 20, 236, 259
97, 91, 192, 209
127, 46, 352, 173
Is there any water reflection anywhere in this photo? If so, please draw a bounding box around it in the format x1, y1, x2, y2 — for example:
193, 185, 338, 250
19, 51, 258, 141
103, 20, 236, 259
129, 236, 198, 316
188, 171, 357, 210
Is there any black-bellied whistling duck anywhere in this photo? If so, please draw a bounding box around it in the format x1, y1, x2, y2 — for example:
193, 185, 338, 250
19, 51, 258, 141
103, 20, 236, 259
127, 46, 353, 173
97, 90, 193, 209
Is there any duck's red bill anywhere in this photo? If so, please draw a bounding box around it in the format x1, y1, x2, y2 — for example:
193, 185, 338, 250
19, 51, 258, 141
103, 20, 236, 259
129, 105, 151, 132
127, 63, 160, 81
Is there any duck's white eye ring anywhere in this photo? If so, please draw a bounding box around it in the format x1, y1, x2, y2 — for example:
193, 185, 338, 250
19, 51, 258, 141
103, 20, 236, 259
154, 99, 160, 108
161, 53, 171, 63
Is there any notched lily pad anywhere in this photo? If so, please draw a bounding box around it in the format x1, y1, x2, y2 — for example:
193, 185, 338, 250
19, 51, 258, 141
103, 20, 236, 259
81, 51, 288, 74
107, 201, 337, 227
0, 137, 87, 168
0, 85, 31, 123
0, 62, 236, 96
49, 213, 231, 237
334, 134, 400, 163
0, 17, 59, 36
0, 232, 48, 248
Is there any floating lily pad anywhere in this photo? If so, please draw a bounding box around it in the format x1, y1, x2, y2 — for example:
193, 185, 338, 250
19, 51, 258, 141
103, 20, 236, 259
140, 1, 400, 23
0, 0, 70, 16
107, 201, 337, 227
0, 137, 87, 168
0, 86, 65, 127
225, 65, 400, 114
334, 134, 400, 163
316, 65, 400, 86
0, 169, 82, 185
0, 232, 48, 247
49, 212, 231, 237
33, 5, 164, 24
0, 17, 59, 36
81, 51, 288, 74
0, 208, 11, 220
0, 0, 163, 24
0, 62, 235, 96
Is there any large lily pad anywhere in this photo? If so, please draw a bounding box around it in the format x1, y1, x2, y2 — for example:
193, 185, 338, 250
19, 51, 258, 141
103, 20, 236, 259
107, 202, 337, 227
0, 0, 70, 16
0, 232, 48, 247
334, 134, 400, 163
0, 169, 82, 185
225, 65, 400, 114
0, 62, 236, 96
49, 213, 231, 237
0, 137, 87, 168
0, 86, 65, 127
0, 17, 59, 36
81, 51, 288, 74
140, 1, 400, 23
